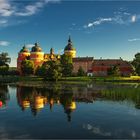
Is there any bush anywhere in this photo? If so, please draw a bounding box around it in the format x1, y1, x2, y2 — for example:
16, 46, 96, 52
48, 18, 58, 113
77, 66, 85, 76
0, 65, 9, 76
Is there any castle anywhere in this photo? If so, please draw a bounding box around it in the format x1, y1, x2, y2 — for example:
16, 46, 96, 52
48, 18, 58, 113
17, 36, 133, 76
17, 36, 76, 73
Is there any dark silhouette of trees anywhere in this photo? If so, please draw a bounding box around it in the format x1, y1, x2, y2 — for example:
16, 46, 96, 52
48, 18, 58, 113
107, 65, 120, 76
132, 53, 140, 75
21, 60, 34, 75
0, 52, 11, 76
77, 66, 85, 76
60, 54, 73, 77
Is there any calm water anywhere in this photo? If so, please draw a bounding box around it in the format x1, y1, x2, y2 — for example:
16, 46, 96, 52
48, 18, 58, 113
0, 82, 140, 139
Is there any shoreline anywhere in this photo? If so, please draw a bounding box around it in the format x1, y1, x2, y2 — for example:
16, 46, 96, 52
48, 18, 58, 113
0, 76, 140, 84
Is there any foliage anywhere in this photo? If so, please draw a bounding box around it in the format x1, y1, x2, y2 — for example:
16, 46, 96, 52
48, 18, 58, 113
107, 65, 120, 76
60, 54, 73, 77
0, 52, 11, 76
77, 66, 85, 76
8, 67, 19, 76
100, 84, 140, 109
132, 53, 140, 75
35, 65, 46, 77
0, 65, 9, 76
61, 54, 73, 64
0, 85, 10, 106
41, 60, 62, 81
21, 60, 34, 75
0, 52, 11, 66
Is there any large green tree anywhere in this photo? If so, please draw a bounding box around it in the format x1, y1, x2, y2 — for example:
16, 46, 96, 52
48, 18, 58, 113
60, 54, 73, 77
132, 53, 140, 75
40, 60, 62, 81
21, 60, 34, 75
0, 65, 9, 76
0, 52, 11, 66
77, 66, 85, 76
35, 65, 47, 77
107, 65, 120, 76
0, 52, 11, 76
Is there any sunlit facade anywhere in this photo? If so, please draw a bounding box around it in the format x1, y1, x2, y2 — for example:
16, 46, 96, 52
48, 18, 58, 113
17, 37, 133, 76
17, 37, 75, 74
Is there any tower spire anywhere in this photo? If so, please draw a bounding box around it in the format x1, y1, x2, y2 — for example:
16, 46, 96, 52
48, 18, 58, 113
50, 47, 54, 55
68, 35, 72, 43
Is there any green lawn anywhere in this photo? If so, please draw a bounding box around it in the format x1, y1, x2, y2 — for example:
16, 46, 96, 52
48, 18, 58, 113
0, 76, 43, 83
0, 75, 140, 83
60, 76, 93, 81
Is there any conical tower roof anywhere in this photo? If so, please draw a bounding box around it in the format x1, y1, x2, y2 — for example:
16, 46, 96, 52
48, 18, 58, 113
31, 42, 42, 52
20, 45, 29, 53
64, 36, 76, 51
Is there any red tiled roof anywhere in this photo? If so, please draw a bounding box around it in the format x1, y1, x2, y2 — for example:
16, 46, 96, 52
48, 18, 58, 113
93, 59, 131, 66
73, 57, 94, 62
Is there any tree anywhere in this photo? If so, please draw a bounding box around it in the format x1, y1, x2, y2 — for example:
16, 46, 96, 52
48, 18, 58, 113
0, 85, 10, 106
42, 60, 62, 81
0, 52, 11, 66
35, 65, 46, 77
60, 54, 73, 77
132, 53, 140, 75
107, 65, 120, 76
21, 60, 34, 75
0, 52, 11, 76
77, 66, 85, 76
0, 65, 9, 76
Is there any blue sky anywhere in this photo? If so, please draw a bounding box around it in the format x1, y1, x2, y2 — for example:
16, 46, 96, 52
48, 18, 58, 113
0, 0, 140, 67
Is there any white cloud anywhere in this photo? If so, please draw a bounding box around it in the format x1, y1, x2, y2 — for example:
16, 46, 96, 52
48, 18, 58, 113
128, 38, 140, 42
15, 0, 61, 17
0, 41, 10, 46
15, 2, 44, 16
83, 124, 111, 137
131, 15, 136, 23
84, 18, 112, 28
124, 12, 131, 15
0, 0, 14, 17
0, 19, 8, 25
45, 0, 61, 3
84, 9, 140, 29
0, 0, 61, 27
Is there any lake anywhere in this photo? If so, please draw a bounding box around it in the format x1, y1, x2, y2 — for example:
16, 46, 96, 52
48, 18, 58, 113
0, 82, 140, 139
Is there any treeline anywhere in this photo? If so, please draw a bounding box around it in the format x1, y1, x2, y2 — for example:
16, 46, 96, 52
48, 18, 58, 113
0, 52, 140, 81
0, 52, 19, 76
19, 54, 86, 81
0, 52, 86, 81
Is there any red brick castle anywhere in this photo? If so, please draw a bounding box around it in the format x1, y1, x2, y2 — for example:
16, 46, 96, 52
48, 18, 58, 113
17, 36, 133, 76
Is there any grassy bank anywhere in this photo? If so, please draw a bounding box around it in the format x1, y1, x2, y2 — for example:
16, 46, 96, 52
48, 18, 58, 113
0, 75, 140, 83
97, 76, 140, 82
0, 76, 43, 83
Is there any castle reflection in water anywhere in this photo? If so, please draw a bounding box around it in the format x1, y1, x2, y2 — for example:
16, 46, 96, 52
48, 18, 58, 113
1, 83, 140, 122
16, 83, 98, 121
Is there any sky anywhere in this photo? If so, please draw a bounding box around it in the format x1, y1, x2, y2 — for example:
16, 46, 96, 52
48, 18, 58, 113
0, 0, 140, 67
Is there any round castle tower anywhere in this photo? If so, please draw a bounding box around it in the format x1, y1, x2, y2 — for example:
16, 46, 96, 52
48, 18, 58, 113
30, 43, 44, 68
64, 36, 76, 58
17, 45, 30, 72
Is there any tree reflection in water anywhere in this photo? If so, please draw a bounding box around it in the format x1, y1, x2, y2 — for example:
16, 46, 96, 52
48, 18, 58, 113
0, 84, 10, 107
16, 84, 76, 121
100, 84, 140, 109
15, 83, 140, 121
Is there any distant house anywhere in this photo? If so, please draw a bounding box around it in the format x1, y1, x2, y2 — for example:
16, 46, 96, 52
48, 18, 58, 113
72, 57, 94, 74
87, 69, 93, 76
92, 59, 134, 76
